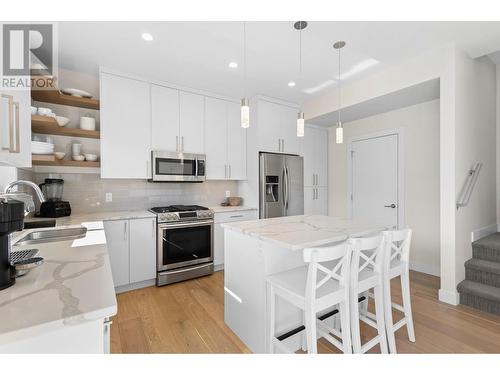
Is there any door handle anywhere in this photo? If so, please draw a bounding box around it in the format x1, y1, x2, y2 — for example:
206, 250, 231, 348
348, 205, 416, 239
1, 94, 14, 152
181, 136, 184, 152
123, 221, 127, 240
384, 204, 396, 208
152, 219, 155, 237
12, 101, 20, 153
176, 136, 179, 152
229, 164, 231, 179
224, 164, 227, 179
278, 139, 281, 152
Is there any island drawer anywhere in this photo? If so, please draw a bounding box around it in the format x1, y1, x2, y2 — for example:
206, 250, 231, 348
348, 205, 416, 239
214, 210, 257, 224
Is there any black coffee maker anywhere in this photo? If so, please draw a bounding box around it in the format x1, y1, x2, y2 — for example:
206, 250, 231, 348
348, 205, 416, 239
0, 198, 24, 290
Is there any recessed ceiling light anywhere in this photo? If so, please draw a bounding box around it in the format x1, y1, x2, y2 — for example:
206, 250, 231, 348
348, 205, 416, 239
142, 33, 153, 41
288, 81, 296, 87
228, 61, 238, 68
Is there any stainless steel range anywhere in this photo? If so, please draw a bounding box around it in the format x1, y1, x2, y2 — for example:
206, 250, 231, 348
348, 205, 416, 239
149, 205, 214, 286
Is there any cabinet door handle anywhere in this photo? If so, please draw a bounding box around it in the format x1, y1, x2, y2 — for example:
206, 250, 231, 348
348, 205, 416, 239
152, 219, 155, 237
1, 94, 14, 152
278, 139, 281, 152
12, 101, 20, 153
176, 136, 179, 152
181, 136, 184, 151
230, 214, 244, 218
229, 164, 231, 179
123, 221, 127, 240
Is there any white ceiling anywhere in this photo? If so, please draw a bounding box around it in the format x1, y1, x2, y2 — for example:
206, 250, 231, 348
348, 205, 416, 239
57, 21, 500, 104
309, 78, 440, 126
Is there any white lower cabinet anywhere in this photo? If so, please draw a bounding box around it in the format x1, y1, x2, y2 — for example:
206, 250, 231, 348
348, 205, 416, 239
213, 209, 257, 267
104, 217, 156, 289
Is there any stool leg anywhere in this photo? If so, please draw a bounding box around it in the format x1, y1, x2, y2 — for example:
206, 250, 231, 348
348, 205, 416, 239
267, 283, 276, 353
383, 276, 397, 354
350, 288, 362, 354
374, 284, 388, 354
339, 299, 352, 354
301, 311, 307, 352
401, 268, 416, 342
304, 306, 317, 354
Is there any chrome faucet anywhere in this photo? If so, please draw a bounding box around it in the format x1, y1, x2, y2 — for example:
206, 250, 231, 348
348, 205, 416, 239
3, 180, 46, 216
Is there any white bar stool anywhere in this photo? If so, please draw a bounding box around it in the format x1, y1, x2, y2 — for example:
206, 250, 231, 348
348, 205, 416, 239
266, 242, 352, 354
381, 229, 415, 353
349, 235, 388, 354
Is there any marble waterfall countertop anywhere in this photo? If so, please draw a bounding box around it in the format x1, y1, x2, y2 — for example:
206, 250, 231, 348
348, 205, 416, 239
222, 215, 387, 251
0, 224, 117, 344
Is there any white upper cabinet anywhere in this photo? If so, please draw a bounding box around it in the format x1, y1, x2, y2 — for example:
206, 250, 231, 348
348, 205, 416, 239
205, 96, 227, 179
151, 85, 179, 151
303, 125, 328, 187
226, 101, 246, 180
100, 73, 151, 179
0, 88, 31, 168
179, 91, 204, 153
257, 99, 301, 155
205, 97, 246, 180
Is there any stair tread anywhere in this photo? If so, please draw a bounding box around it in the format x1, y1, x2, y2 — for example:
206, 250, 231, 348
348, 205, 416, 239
465, 258, 500, 274
472, 232, 500, 252
457, 280, 500, 302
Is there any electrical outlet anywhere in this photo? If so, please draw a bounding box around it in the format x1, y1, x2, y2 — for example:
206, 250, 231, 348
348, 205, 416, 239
225, 190, 231, 198
105, 192, 113, 202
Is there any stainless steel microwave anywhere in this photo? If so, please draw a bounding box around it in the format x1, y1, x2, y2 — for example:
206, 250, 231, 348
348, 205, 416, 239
150, 150, 206, 182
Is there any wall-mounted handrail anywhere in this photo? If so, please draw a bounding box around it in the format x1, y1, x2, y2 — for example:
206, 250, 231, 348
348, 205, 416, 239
456, 162, 482, 210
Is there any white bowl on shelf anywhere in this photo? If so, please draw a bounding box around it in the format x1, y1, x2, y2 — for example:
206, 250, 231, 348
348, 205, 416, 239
72, 155, 85, 162
55, 116, 70, 127
54, 152, 66, 160
84, 153, 98, 162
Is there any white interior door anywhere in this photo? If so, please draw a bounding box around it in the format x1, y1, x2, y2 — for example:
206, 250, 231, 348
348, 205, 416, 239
351, 133, 399, 229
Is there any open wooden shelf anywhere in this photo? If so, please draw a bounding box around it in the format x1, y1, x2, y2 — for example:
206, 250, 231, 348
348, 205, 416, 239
31, 90, 100, 110
31, 115, 100, 139
32, 154, 55, 162
32, 159, 100, 168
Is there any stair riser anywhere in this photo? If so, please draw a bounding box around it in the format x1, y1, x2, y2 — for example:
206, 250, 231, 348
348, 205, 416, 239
472, 246, 500, 263
465, 268, 500, 288
460, 293, 500, 315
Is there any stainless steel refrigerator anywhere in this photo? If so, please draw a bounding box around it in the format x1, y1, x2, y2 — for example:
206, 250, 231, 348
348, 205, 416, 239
259, 152, 304, 219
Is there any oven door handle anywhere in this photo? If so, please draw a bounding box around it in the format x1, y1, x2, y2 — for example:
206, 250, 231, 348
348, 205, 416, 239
158, 220, 214, 229
195, 156, 199, 177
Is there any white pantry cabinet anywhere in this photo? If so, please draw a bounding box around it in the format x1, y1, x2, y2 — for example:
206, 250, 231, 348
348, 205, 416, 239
104, 217, 156, 289
213, 209, 257, 267
205, 97, 246, 180
100, 73, 151, 179
151, 86, 205, 154
0, 88, 31, 167
303, 125, 328, 215
257, 99, 301, 155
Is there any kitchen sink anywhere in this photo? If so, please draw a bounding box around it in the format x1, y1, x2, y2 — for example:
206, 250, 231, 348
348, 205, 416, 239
15, 227, 87, 245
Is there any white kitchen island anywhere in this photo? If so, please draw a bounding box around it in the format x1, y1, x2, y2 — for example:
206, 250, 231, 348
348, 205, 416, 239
223, 215, 385, 353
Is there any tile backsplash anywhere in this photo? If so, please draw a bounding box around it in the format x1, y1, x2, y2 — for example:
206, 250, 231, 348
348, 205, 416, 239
28, 172, 239, 214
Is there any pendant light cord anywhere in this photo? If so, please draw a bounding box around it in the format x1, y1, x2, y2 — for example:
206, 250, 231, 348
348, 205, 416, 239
299, 27, 302, 76
243, 21, 247, 98
338, 45, 341, 125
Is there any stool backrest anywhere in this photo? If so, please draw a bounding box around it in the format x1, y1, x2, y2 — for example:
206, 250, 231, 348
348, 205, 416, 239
303, 242, 351, 303
349, 235, 385, 281
382, 228, 412, 267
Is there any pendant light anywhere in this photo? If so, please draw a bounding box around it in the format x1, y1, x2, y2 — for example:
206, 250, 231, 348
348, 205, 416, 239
241, 22, 250, 128
294, 21, 307, 137
334, 41, 346, 144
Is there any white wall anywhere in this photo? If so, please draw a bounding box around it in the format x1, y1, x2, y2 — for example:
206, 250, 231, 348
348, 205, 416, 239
327, 100, 440, 276
454, 54, 497, 285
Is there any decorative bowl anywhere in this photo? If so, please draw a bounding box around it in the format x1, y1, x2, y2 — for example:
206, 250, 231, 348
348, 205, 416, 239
55, 116, 70, 127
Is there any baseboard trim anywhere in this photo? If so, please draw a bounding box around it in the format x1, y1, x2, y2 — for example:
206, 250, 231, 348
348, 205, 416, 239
115, 279, 156, 294
410, 261, 440, 277
438, 289, 459, 306
214, 264, 224, 272
471, 224, 498, 243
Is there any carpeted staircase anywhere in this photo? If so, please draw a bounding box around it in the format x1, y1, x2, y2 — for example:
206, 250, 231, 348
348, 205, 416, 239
457, 232, 500, 315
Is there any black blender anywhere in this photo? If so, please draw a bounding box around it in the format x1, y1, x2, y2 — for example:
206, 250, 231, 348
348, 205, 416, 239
38, 178, 71, 218
0, 197, 24, 290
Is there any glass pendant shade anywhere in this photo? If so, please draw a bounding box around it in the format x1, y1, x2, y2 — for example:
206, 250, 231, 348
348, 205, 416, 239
241, 98, 250, 128
297, 112, 305, 137
336, 122, 343, 144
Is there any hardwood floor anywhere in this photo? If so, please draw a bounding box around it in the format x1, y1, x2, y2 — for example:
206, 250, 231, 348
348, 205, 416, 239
110, 270, 500, 354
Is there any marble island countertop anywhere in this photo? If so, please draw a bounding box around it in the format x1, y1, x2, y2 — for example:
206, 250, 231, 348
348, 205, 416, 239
222, 215, 387, 250
0, 224, 117, 345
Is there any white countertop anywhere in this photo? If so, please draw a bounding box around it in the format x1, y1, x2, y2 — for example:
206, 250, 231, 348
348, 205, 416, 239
54, 210, 156, 226
222, 215, 386, 250
0, 225, 117, 344
209, 206, 257, 213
